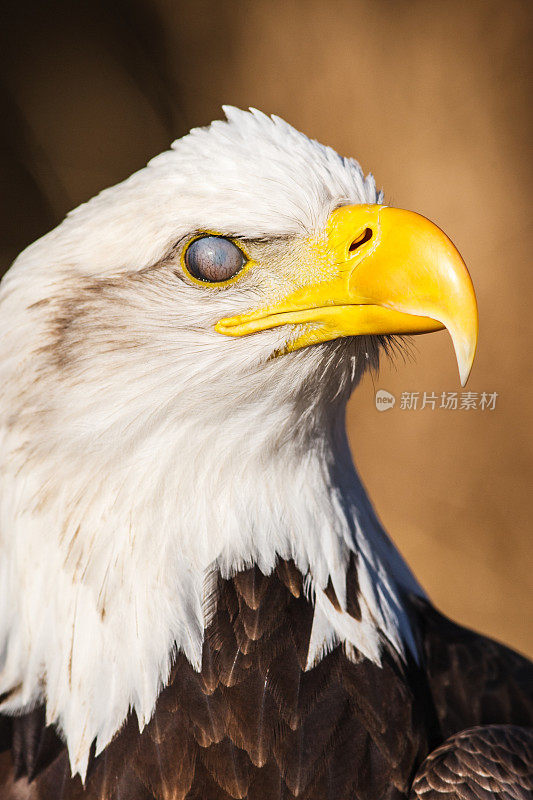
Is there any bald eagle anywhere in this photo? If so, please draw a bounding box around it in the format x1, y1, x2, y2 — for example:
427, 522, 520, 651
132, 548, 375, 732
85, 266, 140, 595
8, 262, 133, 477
0, 108, 531, 800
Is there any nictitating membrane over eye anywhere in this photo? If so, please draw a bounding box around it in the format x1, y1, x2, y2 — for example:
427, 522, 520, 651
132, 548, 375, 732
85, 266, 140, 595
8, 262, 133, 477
185, 236, 245, 283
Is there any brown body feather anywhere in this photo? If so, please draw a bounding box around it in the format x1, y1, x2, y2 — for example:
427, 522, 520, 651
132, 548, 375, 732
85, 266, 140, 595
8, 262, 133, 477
0, 561, 531, 799
410, 725, 533, 799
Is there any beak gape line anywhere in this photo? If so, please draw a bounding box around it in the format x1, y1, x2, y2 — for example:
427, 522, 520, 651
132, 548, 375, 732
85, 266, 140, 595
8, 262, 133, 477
216, 204, 478, 386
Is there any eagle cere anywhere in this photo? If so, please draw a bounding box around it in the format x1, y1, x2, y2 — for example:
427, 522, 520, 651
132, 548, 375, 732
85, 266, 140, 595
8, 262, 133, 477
0, 108, 531, 799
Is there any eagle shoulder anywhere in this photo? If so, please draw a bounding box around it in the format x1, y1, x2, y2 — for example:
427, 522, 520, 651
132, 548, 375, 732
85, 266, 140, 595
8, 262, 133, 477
409, 725, 533, 799
411, 596, 533, 736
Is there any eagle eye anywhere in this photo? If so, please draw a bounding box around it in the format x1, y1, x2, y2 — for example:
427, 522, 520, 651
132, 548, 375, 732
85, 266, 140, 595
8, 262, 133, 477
184, 236, 246, 283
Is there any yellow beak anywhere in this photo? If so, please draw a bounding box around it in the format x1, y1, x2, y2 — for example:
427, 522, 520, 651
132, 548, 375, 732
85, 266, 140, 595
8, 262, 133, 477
216, 204, 478, 385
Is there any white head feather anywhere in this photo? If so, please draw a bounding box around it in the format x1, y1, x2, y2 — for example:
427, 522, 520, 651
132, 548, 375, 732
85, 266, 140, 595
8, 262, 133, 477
0, 107, 423, 777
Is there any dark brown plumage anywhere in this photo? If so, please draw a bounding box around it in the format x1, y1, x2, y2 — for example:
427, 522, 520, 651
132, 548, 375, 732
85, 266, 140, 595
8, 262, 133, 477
410, 725, 533, 799
0, 561, 531, 799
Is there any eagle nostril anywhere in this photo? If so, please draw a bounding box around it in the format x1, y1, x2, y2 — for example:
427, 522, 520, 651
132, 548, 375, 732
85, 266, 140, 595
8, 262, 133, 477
349, 228, 373, 252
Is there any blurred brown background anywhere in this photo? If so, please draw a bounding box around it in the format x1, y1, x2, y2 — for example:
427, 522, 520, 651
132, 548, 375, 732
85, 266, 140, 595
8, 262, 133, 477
1, 0, 531, 656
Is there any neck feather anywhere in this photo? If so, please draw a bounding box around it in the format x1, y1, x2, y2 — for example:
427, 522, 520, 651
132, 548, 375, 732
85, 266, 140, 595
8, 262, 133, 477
0, 345, 423, 778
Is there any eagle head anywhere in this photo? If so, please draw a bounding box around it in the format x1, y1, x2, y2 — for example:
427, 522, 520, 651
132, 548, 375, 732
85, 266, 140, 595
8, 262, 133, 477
0, 107, 477, 776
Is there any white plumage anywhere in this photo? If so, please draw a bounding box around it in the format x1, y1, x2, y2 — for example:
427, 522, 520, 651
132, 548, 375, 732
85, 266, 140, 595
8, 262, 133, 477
0, 108, 422, 778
